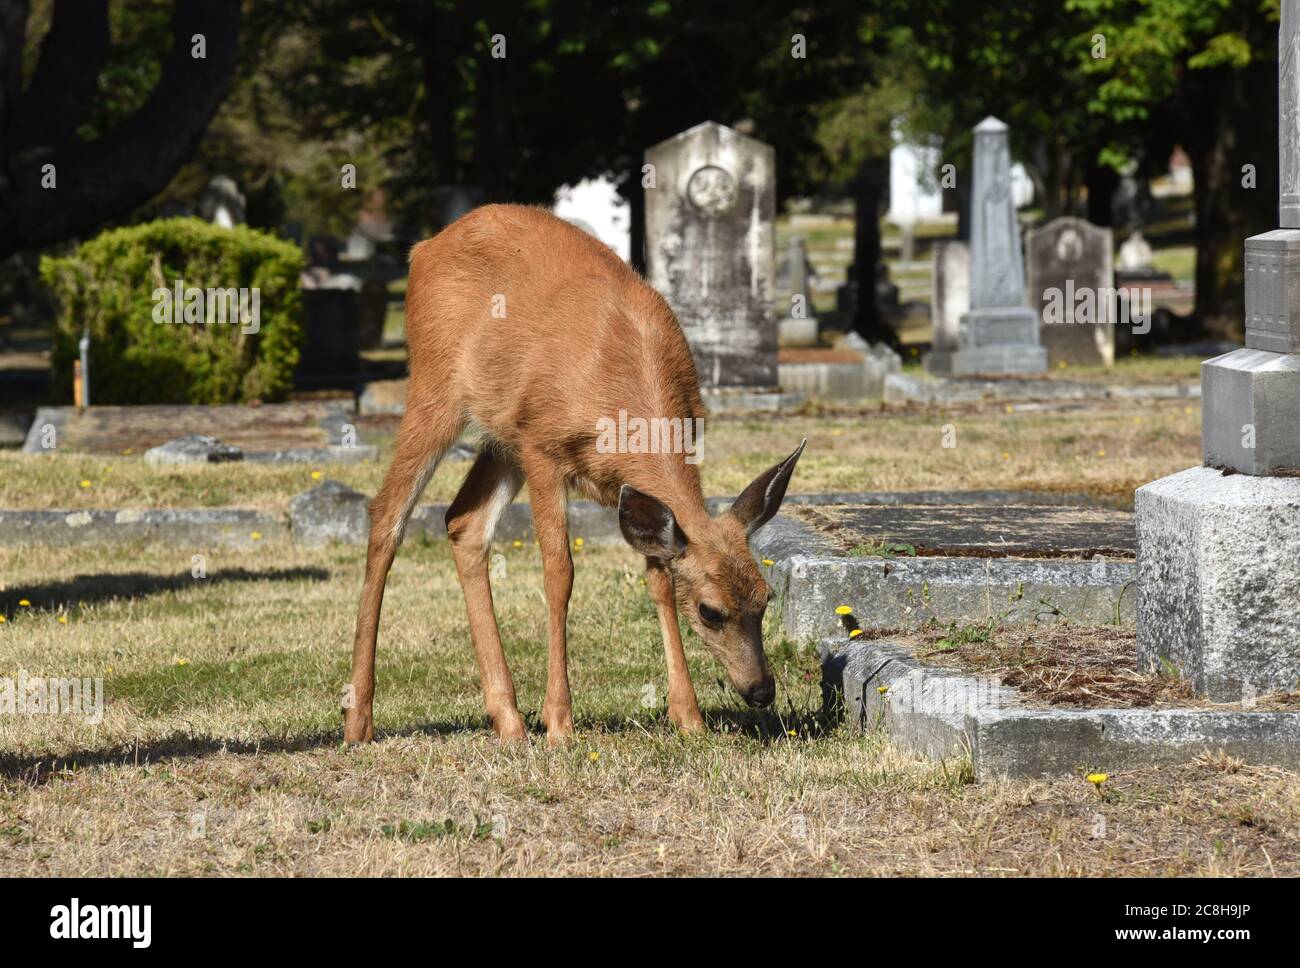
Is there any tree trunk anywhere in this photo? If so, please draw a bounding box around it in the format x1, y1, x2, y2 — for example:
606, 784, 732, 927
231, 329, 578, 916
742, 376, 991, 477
0, 0, 241, 259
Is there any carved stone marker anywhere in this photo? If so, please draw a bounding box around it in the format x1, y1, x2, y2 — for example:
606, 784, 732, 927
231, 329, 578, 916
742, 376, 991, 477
1026, 216, 1115, 367
1138, 0, 1300, 701
951, 117, 1046, 375
924, 240, 969, 374
644, 121, 778, 390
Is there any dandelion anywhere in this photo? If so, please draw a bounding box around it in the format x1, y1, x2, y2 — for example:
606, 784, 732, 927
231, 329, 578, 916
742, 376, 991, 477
250, 531, 262, 541
57, 615, 68, 625
512, 539, 523, 549
18, 599, 30, 607
787, 729, 797, 737
1087, 772, 1108, 787
176, 657, 191, 667
849, 628, 863, 639
106, 666, 113, 674
588, 751, 599, 762
1004, 404, 1013, 414
877, 685, 888, 695
310, 470, 323, 481
1097, 450, 1106, 458
0, 615, 6, 623
835, 605, 853, 616
574, 537, 585, 549
79, 479, 92, 488
1002, 452, 1010, 461
762, 558, 774, 566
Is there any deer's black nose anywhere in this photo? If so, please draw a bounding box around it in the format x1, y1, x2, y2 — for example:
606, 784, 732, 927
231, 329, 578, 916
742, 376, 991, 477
743, 679, 775, 708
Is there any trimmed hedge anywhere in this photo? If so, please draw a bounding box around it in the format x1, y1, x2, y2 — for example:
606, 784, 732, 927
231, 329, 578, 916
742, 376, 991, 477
40, 218, 305, 404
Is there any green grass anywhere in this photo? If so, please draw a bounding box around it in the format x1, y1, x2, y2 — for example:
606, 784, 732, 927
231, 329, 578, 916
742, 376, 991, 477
2, 540, 1297, 876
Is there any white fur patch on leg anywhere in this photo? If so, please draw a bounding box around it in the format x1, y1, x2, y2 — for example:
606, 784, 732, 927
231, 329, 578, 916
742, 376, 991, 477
482, 466, 524, 547
390, 453, 443, 546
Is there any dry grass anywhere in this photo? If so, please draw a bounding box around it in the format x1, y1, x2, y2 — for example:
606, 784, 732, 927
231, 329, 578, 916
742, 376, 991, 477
3, 541, 1299, 876
0, 395, 1201, 510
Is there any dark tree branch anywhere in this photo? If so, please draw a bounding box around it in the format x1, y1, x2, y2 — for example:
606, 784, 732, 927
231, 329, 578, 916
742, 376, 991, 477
10, 0, 110, 151
0, 0, 241, 259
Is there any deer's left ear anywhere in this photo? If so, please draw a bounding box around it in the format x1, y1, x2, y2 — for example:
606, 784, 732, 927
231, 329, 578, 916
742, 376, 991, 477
729, 439, 806, 537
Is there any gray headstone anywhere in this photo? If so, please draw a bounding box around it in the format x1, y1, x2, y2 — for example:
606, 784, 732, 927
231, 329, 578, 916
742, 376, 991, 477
924, 240, 969, 374
1281, 0, 1300, 228
198, 175, 245, 227
951, 117, 1045, 375
1026, 216, 1115, 367
1117, 230, 1154, 273
644, 121, 778, 390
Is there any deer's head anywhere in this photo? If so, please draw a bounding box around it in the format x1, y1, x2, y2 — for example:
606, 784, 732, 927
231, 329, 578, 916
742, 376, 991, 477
618, 440, 805, 709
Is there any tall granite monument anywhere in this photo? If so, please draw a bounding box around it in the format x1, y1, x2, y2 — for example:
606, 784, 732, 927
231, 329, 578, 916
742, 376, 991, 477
1137, 0, 1300, 701
644, 121, 779, 390
943, 117, 1046, 375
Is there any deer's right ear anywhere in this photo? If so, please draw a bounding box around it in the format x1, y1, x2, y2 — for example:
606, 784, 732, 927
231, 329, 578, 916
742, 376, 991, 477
618, 485, 687, 559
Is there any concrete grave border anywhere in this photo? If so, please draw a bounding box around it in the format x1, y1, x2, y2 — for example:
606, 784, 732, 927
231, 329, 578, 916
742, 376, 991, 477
823, 637, 1300, 779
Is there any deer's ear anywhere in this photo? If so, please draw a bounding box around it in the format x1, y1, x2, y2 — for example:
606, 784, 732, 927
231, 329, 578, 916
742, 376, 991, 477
729, 439, 806, 537
618, 485, 688, 559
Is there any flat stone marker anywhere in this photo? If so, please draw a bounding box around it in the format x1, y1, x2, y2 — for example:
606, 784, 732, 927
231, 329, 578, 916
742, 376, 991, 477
794, 503, 1134, 558
22, 402, 368, 457
1026, 216, 1115, 367
644, 121, 779, 390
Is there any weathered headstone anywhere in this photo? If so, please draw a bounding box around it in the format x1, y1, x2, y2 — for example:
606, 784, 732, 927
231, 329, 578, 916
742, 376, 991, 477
644, 121, 778, 389
949, 117, 1046, 375
1117, 230, 1155, 273
198, 175, 245, 227
924, 240, 969, 374
1026, 216, 1115, 367
778, 235, 818, 344
1138, 0, 1300, 701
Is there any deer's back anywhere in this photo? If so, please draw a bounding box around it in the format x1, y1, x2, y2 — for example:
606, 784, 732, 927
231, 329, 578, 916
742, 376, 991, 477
405, 205, 705, 497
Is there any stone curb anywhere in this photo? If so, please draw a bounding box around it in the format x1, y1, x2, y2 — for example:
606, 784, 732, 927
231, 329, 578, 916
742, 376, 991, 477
781, 555, 1136, 640
884, 372, 1201, 405
0, 508, 285, 547
825, 638, 1300, 778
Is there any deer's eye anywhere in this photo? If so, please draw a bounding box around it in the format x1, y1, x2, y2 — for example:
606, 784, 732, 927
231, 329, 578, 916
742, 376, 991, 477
698, 603, 726, 628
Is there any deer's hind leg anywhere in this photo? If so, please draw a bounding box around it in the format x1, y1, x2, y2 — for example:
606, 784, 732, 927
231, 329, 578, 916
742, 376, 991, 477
445, 446, 528, 741
345, 404, 464, 743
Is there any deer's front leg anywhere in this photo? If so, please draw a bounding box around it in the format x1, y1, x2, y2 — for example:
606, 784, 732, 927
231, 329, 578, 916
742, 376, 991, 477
524, 459, 576, 746
645, 558, 705, 733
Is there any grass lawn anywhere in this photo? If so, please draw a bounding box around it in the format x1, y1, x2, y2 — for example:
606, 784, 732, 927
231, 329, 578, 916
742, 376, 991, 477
3, 541, 1297, 876
0, 375, 1202, 511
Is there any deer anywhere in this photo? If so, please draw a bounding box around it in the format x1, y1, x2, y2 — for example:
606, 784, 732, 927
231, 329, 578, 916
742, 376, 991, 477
344, 204, 805, 746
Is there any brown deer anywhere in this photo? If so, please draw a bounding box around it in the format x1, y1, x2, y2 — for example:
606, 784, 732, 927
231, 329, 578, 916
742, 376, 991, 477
344, 204, 805, 745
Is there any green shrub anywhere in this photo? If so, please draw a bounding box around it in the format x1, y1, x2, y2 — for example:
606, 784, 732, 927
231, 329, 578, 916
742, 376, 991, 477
40, 218, 304, 404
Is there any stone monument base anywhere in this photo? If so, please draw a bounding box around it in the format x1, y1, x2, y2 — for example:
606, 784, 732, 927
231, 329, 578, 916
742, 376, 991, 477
777, 315, 818, 345
951, 307, 1047, 375
1137, 465, 1300, 701
922, 348, 956, 375
1202, 347, 1300, 474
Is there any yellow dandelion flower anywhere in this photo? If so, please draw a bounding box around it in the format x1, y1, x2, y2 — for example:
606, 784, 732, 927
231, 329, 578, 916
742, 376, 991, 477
1004, 404, 1013, 413
588, 751, 599, 762
106, 666, 113, 674
574, 537, 585, 548
0, 615, 6, 623
176, 657, 190, 667
310, 470, 323, 481
250, 531, 262, 540
835, 605, 853, 616
57, 615, 68, 625
1087, 772, 1108, 786
79, 479, 92, 488
762, 558, 774, 566
512, 539, 523, 549
787, 729, 797, 737
1002, 452, 1011, 460
849, 628, 863, 638
877, 685, 889, 694
18, 599, 30, 607
1097, 450, 1106, 458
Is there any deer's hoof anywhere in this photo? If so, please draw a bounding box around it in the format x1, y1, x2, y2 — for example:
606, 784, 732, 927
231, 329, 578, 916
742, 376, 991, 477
342, 708, 374, 744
